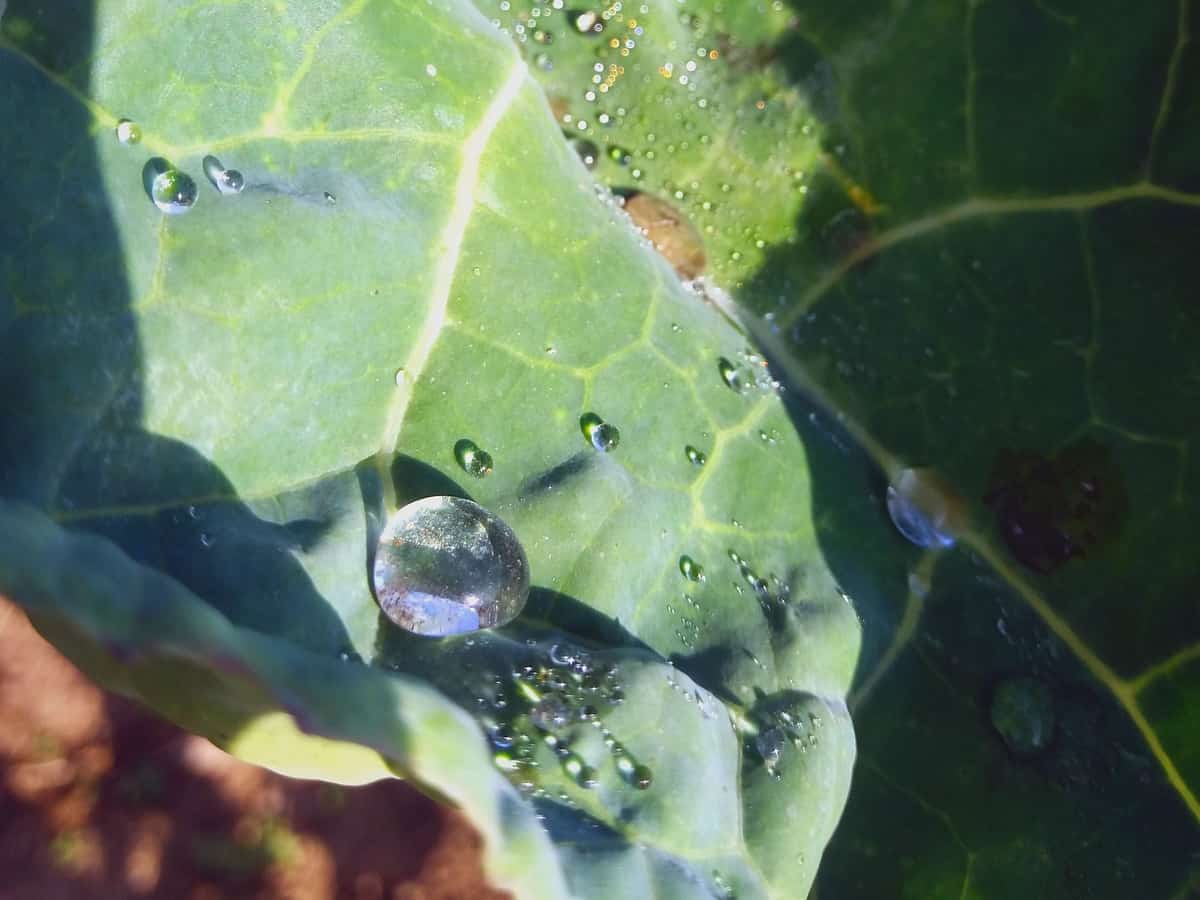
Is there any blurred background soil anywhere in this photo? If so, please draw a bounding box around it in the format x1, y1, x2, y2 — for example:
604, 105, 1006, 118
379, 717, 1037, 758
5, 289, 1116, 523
0, 597, 510, 900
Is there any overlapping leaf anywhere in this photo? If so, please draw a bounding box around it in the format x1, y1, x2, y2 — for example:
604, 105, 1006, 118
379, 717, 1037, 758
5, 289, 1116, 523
500, 0, 1200, 895
0, 1, 862, 898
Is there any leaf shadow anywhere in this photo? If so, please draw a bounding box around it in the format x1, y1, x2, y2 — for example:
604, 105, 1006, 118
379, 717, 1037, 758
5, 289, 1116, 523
0, 0, 381, 749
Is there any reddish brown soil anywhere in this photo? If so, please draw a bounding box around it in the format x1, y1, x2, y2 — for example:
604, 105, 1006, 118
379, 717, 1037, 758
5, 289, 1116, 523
0, 597, 511, 900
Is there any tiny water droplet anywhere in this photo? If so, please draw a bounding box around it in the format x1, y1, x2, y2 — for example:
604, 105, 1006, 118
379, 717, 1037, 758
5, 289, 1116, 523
323, 191, 337, 204
393, 368, 407, 385
717, 357, 745, 392
115, 118, 141, 145
608, 144, 632, 166
886, 467, 961, 548
454, 438, 494, 478
991, 676, 1055, 757
679, 555, 704, 582
685, 445, 707, 466
199, 532, 214, 548
425, 63, 438, 77
202, 155, 244, 195
150, 166, 198, 215
580, 412, 620, 452
372, 496, 529, 636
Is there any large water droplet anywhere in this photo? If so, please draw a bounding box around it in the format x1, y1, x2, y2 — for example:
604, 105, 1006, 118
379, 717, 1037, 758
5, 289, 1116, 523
372, 496, 529, 636
991, 676, 1055, 757
886, 467, 962, 548
149, 164, 198, 215
580, 413, 620, 452
454, 438, 494, 478
202, 154, 244, 195
115, 118, 141, 145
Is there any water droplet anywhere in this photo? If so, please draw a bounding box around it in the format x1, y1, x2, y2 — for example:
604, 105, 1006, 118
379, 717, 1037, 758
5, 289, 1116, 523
572, 9, 602, 34
393, 368, 407, 385
573, 138, 599, 170
530, 695, 572, 731
756, 727, 785, 778
560, 750, 598, 788
608, 145, 632, 166
199, 532, 214, 548
149, 164, 198, 215
717, 357, 745, 392
580, 412, 620, 452
454, 438, 494, 478
886, 467, 962, 548
202, 155, 244, 195
323, 191, 337, 204
372, 496, 529, 636
425, 63, 438, 77
115, 118, 141, 145
679, 555, 704, 582
991, 676, 1055, 757
685, 445, 707, 466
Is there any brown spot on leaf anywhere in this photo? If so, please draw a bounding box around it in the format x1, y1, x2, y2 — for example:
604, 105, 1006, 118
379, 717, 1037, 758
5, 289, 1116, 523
622, 191, 707, 279
984, 439, 1129, 573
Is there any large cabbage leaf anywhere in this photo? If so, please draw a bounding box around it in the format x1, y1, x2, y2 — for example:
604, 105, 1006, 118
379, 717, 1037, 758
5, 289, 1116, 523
0, 1, 861, 899
487, 0, 1200, 895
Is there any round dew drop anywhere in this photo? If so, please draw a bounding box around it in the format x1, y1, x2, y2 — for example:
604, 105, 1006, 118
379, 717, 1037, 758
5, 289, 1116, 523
151, 168, 198, 215
372, 496, 529, 636
115, 118, 142, 145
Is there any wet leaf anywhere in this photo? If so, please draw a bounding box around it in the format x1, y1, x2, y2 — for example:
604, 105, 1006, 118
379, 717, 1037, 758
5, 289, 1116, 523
0, 2, 859, 899
497, 0, 1200, 894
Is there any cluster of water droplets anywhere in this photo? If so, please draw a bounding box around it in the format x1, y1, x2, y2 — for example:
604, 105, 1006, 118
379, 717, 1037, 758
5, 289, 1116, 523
476, 642, 654, 795
718, 348, 783, 396
751, 705, 825, 780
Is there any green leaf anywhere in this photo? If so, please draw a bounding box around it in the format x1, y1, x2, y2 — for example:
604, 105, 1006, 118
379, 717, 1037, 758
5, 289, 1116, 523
483, 0, 1200, 894
0, 2, 861, 899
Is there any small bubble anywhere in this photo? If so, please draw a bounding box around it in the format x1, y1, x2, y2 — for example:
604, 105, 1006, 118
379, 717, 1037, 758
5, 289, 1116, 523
454, 438, 494, 478
685, 445, 707, 466
115, 118, 141, 145
679, 555, 704, 582
580, 412, 620, 452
